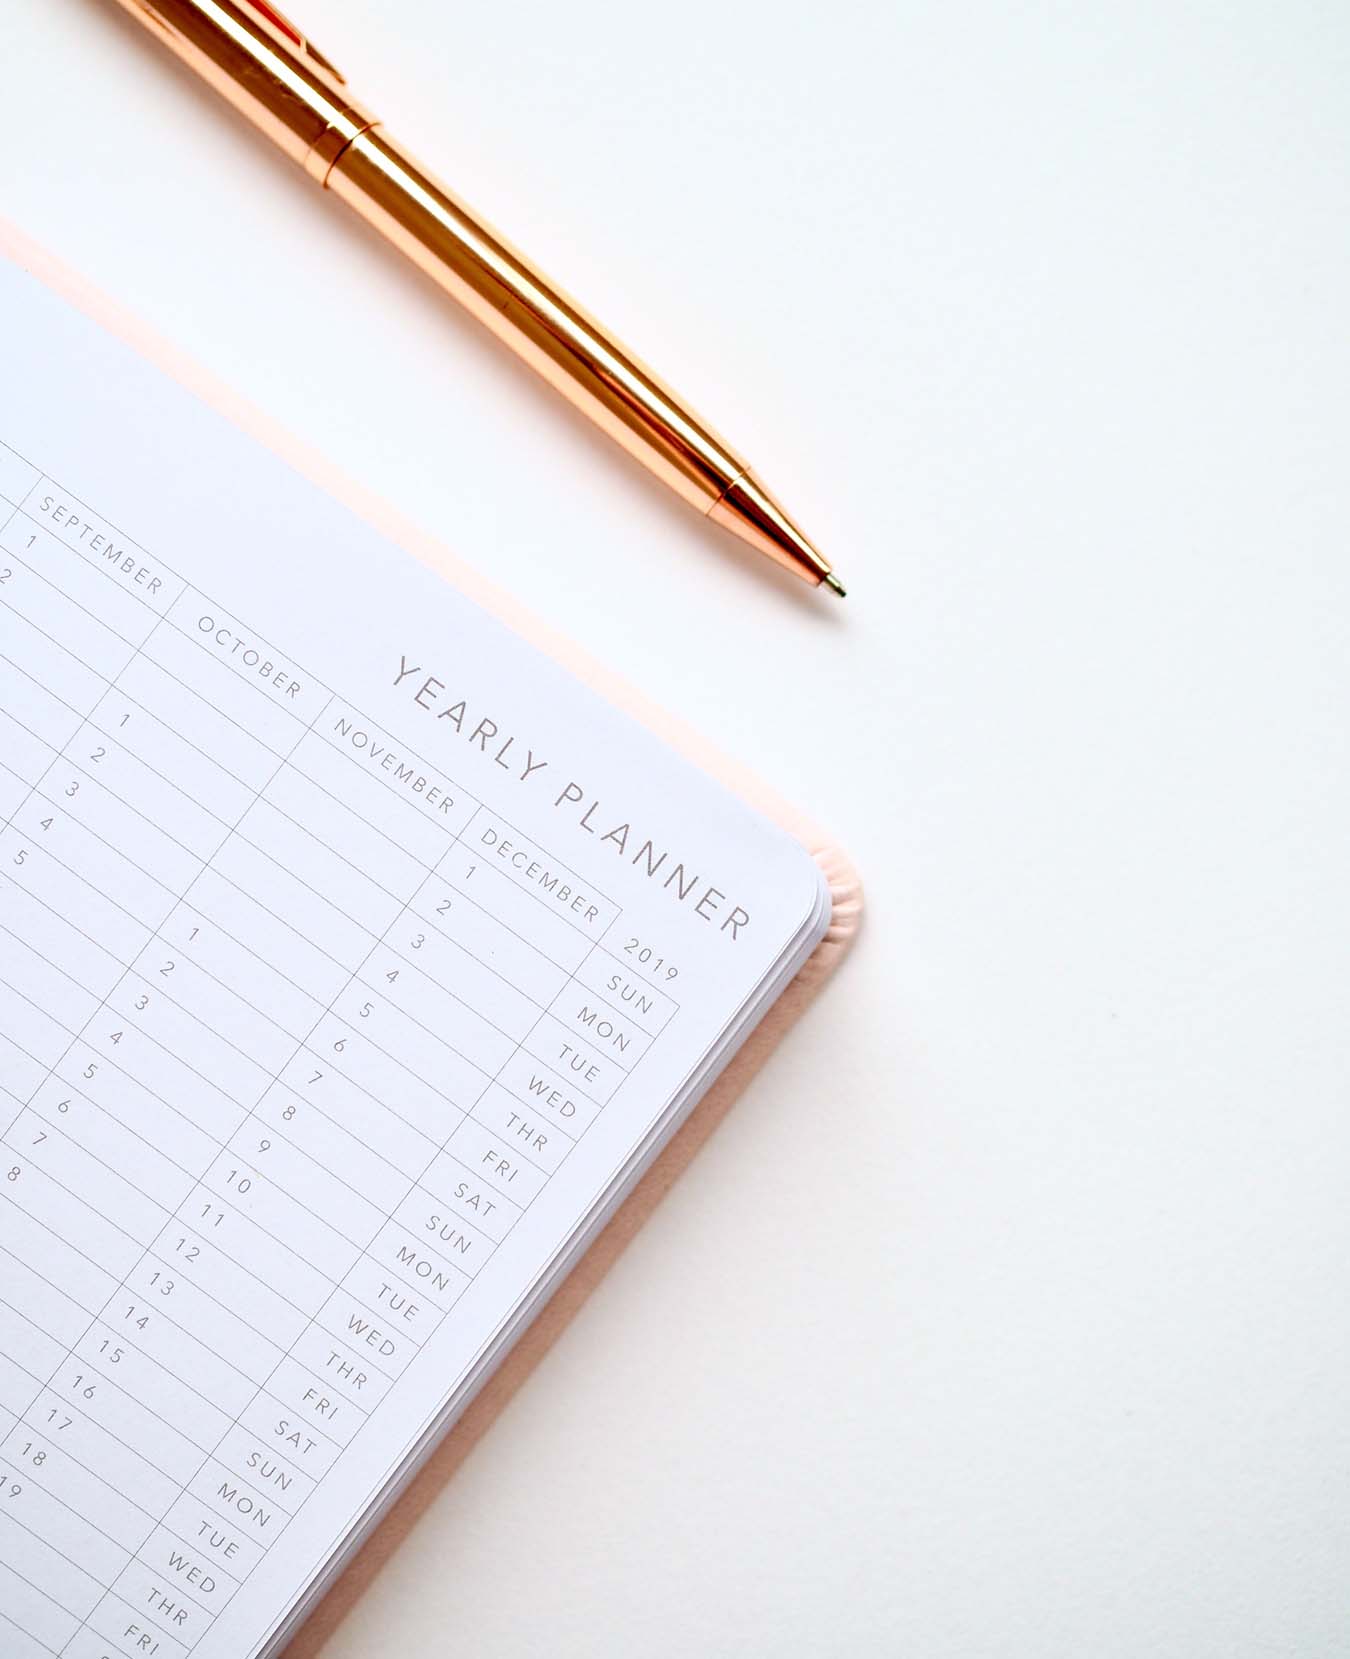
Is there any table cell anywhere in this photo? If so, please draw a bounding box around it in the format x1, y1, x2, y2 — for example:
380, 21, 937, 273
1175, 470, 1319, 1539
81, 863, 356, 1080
1, 840, 154, 986
317, 705, 479, 840
92, 687, 255, 827
264, 1356, 363, 1449
306, 1012, 469, 1143
160, 1488, 268, 1579
163, 901, 324, 1044
382, 910, 549, 1036
0, 1549, 85, 1652
210, 836, 372, 973
213, 1420, 316, 1517
146, 617, 303, 758
7, 1111, 170, 1247
0, 1608, 61, 1659
110, 974, 273, 1110
0, 1457, 131, 1588
39, 756, 203, 897
188, 1457, 289, 1552
0, 912, 101, 1029
495, 1048, 603, 1135
200, 1153, 361, 1281
329, 979, 499, 1107
47, 1355, 201, 1486
103, 1294, 256, 1415
3, 511, 157, 647
150, 1222, 313, 1352
288, 728, 448, 867
175, 1184, 334, 1316
0, 1347, 42, 1423
82, 1020, 248, 1142
264, 761, 428, 897
253, 1087, 413, 1215
116, 655, 277, 793
237, 797, 407, 937
471, 1084, 575, 1175
0, 606, 106, 726
2, 1158, 144, 1279
290, 1324, 393, 1413
0, 1240, 90, 1348
238, 1394, 340, 1483
25, 485, 180, 616
339, 1251, 445, 1346
429, 852, 592, 973
111, 1557, 214, 1648
0, 702, 59, 792
0, 1503, 106, 1626
372, 1214, 474, 1308
1, 1425, 155, 1555
4, 550, 138, 682
167, 590, 326, 726
457, 816, 620, 936
0, 1200, 120, 1318
0, 1029, 45, 1107
75, 1324, 233, 1452
0, 971, 71, 1068
417, 1151, 523, 1244
0, 765, 29, 824
222, 1122, 384, 1247
314, 1285, 422, 1380
83, 1591, 192, 1659
0, 1285, 68, 1384
445, 1117, 549, 1206
29, 1084, 194, 1217
68, 721, 226, 862
21, 1392, 180, 1518
60, 1049, 217, 1181
276, 1052, 437, 1178
549, 981, 651, 1068
125, 1255, 284, 1387
135, 1525, 241, 1617
358, 943, 521, 1067
523, 1013, 625, 1105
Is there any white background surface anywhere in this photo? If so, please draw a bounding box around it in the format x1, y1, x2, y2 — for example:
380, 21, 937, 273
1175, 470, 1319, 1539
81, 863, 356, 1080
5, 2, 1349, 1654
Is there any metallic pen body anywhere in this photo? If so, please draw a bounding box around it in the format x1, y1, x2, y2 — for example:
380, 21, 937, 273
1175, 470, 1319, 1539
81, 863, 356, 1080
108, 0, 841, 592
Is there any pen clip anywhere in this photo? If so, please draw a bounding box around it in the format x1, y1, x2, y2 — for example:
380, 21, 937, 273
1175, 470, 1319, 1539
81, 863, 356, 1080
238, 0, 347, 83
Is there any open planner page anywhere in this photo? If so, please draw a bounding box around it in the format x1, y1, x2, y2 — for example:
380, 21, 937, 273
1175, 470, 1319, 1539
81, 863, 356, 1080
0, 257, 829, 1659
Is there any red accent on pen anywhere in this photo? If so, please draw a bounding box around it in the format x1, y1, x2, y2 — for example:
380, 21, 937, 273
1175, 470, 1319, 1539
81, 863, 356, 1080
235, 0, 347, 81
239, 0, 303, 48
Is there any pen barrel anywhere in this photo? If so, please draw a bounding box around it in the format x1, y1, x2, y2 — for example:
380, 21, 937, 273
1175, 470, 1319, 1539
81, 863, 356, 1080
326, 130, 748, 515
104, 0, 832, 586
106, 0, 376, 179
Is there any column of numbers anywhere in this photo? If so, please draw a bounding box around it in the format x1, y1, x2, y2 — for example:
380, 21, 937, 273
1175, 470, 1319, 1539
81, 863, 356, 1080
0, 437, 683, 1659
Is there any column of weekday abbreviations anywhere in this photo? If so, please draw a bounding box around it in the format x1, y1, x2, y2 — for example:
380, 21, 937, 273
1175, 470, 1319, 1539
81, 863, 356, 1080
396, 808, 687, 1312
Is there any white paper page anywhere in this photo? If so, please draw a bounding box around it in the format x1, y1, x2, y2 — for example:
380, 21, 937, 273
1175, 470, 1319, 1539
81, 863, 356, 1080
0, 260, 826, 1659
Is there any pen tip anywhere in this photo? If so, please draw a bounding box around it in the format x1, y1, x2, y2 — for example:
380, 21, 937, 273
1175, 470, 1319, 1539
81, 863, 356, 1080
823, 572, 847, 599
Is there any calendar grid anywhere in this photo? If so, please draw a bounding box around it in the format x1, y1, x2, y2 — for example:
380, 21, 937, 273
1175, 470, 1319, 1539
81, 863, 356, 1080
0, 437, 683, 1659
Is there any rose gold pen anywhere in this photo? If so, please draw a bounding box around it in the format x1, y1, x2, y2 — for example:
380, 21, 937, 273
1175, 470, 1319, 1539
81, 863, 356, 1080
104, 0, 846, 597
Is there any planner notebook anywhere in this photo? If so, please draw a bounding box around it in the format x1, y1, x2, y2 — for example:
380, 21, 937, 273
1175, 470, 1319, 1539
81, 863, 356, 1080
0, 233, 859, 1659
